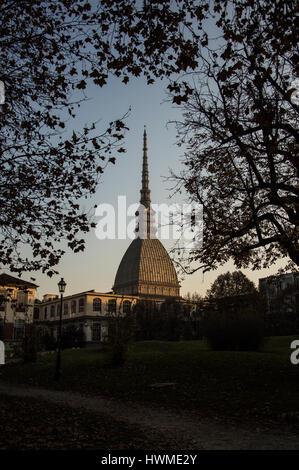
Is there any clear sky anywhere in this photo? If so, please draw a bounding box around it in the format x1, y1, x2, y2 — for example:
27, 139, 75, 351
14, 75, 289, 300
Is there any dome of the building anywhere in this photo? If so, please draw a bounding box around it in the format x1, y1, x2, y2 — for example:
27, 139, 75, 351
113, 237, 180, 297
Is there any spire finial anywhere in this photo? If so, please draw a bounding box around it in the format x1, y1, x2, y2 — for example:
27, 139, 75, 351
137, 126, 155, 239
140, 126, 151, 209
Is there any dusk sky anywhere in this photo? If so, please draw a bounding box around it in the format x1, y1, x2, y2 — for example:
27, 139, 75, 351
18, 75, 288, 300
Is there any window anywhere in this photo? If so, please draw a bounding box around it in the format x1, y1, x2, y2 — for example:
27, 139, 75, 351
64, 303, 69, 315
71, 300, 76, 314
79, 298, 85, 313
17, 291, 26, 304
50, 305, 55, 318
44, 307, 48, 320
56, 304, 60, 316
93, 298, 101, 312
14, 319, 25, 339
123, 300, 131, 314
108, 299, 116, 313
92, 323, 101, 341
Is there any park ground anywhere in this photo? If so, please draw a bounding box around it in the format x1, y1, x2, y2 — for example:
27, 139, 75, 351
0, 336, 299, 450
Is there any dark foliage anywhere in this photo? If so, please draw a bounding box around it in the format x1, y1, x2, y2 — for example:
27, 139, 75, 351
201, 306, 265, 351
266, 311, 298, 336
207, 271, 258, 299
134, 300, 201, 341
2, 0, 297, 276
61, 325, 84, 349
40, 331, 57, 351
264, 284, 299, 335
107, 312, 135, 367
22, 324, 41, 362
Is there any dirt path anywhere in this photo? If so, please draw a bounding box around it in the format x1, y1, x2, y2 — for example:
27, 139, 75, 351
0, 380, 298, 450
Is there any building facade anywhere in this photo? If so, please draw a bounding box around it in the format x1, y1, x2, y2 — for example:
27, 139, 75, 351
0, 273, 38, 340
259, 272, 299, 334
35, 290, 139, 342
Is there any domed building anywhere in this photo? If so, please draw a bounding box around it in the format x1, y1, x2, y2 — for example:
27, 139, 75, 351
113, 128, 180, 299
36, 129, 183, 343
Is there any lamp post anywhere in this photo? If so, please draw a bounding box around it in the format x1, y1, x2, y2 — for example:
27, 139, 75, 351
54, 278, 66, 380
0, 294, 5, 341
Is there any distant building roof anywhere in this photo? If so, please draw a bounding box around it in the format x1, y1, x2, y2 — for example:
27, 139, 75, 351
0, 273, 38, 288
259, 272, 298, 284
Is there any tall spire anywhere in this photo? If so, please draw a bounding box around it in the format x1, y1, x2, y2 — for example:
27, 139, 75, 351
140, 126, 151, 209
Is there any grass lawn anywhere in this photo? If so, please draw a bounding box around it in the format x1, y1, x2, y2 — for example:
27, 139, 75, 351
1, 336, 299, 424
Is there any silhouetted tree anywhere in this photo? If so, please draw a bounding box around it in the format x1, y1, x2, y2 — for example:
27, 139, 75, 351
159, 300, 183, 341
184, 292, 202, 302
207, 271, 257, 299
133, 300, 162, 340
0, 1, 134, 275
2, 1, 297, 276
167, 0, 298, 271
106, 297, 136, 366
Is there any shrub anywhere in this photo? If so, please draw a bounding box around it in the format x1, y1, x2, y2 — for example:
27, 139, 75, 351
40, 331, 57, 351
134, 303, 162, 341
107, 312, 135, 367
22, 325, 41, 362
4, 341, 23, 360
265, 311, 298, 336
134, 300, 190, 341
201, 308, 264, 351
61, 325, 84, 349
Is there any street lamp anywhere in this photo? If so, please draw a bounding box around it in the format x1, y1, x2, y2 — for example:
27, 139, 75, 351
0, 294, 5, 340
54, 278, 66, 380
